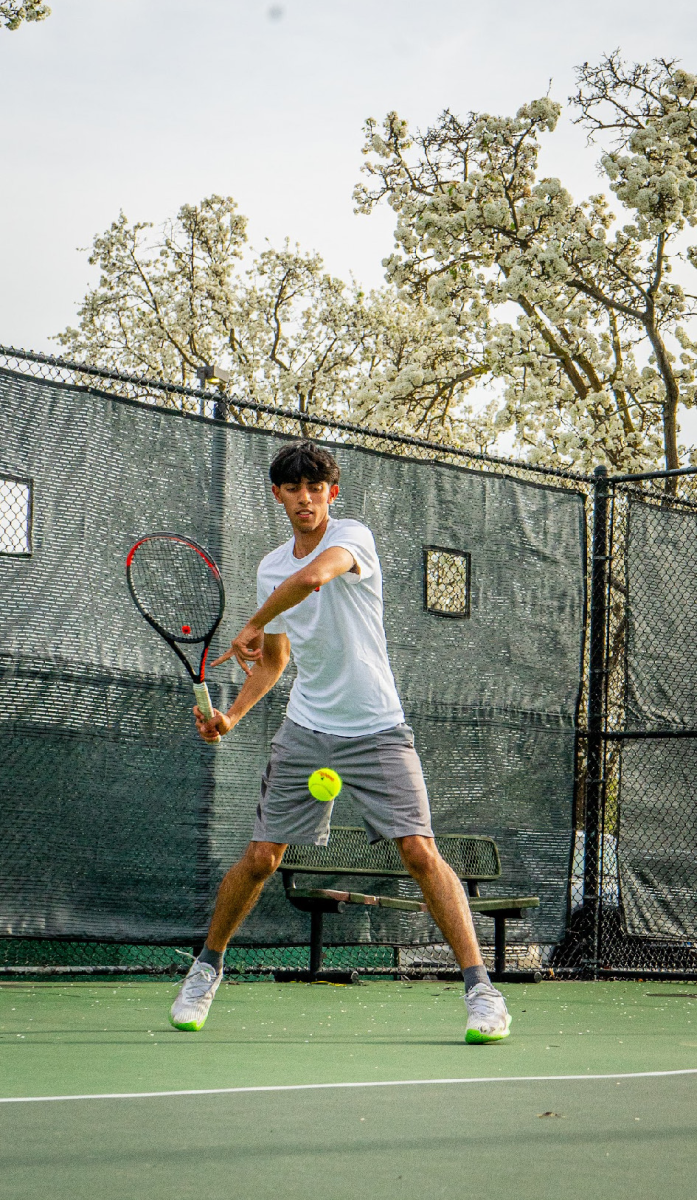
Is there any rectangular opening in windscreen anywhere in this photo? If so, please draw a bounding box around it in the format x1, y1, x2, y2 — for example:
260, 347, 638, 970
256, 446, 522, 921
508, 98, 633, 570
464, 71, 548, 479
0, 476, 33, 556
423, 546, 470, 618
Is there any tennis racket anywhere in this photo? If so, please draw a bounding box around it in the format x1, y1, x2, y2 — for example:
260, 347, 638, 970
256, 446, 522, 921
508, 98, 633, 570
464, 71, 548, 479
126, 532, 225, 743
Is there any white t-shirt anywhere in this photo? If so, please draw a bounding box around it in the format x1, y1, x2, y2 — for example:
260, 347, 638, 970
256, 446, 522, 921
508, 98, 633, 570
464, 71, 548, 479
256, 516, 405, 736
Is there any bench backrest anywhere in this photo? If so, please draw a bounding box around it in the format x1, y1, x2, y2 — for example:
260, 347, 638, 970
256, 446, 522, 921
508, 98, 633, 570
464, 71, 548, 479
283, 826, 501, 881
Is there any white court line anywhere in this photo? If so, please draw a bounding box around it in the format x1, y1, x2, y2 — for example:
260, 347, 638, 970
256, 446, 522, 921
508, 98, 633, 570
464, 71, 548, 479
2, 1068, 696, 1104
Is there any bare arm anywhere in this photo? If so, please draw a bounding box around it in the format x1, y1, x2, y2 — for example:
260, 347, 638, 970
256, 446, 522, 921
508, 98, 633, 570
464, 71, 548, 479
213, 545, 357, 677
193, 632, 290, 742
253, 546, 357, 628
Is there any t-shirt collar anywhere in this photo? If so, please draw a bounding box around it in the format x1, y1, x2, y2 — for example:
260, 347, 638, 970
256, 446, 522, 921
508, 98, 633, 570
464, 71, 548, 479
291, 515, 335, 561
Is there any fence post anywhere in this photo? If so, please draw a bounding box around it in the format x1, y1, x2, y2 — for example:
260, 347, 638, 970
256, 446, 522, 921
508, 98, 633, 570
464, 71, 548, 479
583, 464, 610, 976
193, 406, 229, 936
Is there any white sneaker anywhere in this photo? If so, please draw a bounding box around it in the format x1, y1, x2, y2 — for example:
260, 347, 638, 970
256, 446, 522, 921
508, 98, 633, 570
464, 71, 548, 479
169, 959, 222, 1031
464, 982, 511, 1044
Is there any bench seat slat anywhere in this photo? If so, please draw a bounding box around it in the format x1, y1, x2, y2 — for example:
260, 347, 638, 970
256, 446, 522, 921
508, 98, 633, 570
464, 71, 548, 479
376, 896, 427, 913
288, 886, 538, 916
469, 897, 540, 913
289, 888, 377, 906
288, 887, 427, 913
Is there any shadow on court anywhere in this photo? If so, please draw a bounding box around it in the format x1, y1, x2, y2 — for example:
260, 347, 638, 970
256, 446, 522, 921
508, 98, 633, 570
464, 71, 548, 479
1, 980, 696, 1198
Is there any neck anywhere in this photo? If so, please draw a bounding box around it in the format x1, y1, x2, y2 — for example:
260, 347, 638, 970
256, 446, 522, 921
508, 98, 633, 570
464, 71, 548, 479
292, 513, 331, 559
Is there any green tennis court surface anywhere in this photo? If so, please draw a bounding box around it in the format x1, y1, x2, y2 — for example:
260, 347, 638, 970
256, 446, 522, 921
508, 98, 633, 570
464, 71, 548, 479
2, 980, 696, 1198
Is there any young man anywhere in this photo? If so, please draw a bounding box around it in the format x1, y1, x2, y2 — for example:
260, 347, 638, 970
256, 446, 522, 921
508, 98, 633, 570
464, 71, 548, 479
170, 441, 511, 1043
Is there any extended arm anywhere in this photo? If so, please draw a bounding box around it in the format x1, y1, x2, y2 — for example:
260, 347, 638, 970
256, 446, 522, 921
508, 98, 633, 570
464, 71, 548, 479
214, 545, 357, 677
194, 632, 290, 742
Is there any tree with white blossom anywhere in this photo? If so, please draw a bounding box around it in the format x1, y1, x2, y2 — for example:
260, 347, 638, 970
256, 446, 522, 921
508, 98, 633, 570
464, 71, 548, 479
59, 54, 697, 470
355, 53, 697, 471
58, 195, 493, 447
1, 2, 50, 31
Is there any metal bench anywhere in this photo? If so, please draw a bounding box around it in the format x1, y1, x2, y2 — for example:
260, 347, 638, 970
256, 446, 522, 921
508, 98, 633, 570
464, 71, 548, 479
280, 826, 539, 982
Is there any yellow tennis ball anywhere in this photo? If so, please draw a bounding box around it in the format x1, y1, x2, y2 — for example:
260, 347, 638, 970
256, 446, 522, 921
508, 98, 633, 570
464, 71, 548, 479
308, 768, 342, 802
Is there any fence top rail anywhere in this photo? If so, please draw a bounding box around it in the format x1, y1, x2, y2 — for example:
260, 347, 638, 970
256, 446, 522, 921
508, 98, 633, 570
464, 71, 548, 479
0, 344, 593, 485
8, 343, 697, 490
607, 465, 697, 484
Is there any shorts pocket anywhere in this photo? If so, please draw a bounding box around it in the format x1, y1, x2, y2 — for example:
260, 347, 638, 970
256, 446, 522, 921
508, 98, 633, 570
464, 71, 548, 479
376, 723, 415, 750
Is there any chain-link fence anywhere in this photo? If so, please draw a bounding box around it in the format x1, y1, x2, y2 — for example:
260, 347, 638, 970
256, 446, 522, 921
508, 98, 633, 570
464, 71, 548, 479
423, 548, 471, 618
0, 474, 32, 555
2, 346, 697, 980
552, 466, 697, 978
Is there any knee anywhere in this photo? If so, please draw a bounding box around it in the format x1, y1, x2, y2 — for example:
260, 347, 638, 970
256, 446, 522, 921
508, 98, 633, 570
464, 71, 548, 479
242, 841, 286, 882
397, 836, 440, 880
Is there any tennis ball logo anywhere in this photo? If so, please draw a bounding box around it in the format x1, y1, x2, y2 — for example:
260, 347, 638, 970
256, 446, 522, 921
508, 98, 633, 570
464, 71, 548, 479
308, 768, 342, 803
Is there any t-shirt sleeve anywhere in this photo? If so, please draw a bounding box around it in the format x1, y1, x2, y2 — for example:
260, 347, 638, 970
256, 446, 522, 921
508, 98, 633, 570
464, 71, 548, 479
257, 564, 287, 635
323, 521, 378, 584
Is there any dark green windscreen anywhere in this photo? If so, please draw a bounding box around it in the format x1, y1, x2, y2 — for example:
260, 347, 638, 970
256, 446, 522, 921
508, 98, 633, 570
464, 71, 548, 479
0, 367, 585, 949
619, 500, 697, 940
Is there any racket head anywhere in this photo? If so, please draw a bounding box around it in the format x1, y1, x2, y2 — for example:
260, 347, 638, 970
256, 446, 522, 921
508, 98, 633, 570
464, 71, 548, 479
126, 532, 225, 672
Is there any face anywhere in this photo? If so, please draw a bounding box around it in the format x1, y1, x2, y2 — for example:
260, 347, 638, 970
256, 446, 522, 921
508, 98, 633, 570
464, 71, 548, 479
271, 477, 339, 533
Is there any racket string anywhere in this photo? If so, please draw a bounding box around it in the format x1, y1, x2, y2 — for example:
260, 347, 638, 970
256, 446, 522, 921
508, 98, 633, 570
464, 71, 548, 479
129, 537, 223, 641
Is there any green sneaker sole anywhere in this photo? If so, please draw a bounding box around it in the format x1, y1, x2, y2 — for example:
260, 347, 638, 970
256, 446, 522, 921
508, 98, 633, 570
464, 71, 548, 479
465, 1015, 512, 1044
168, 1015, 206, 1032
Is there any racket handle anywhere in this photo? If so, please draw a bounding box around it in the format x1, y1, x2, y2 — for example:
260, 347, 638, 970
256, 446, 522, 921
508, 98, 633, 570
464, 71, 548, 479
193, 682, 221, 744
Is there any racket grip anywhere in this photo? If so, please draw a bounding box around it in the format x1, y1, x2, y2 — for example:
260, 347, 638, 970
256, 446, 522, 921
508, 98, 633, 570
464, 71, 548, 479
193, 682, 221, 744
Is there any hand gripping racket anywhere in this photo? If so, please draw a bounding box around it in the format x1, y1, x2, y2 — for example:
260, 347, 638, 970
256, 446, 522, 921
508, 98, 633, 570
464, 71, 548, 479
126, 532, 225, 743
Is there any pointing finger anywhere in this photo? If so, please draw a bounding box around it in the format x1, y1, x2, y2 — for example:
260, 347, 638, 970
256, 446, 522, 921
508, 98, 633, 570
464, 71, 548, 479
211, 648, 234, 668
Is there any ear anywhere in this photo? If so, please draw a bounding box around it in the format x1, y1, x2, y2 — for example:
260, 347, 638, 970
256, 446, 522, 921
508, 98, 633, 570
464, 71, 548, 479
328, 484, 340, 504
271, 484, 283, 504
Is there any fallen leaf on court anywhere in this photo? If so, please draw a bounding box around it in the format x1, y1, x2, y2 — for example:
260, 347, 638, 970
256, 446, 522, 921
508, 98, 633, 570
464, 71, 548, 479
537, 1112, 564, 1118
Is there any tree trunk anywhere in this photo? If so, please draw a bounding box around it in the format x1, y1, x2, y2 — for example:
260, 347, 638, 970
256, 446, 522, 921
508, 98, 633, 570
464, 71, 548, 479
663, 394, 680, 474
643, 317, 680, 479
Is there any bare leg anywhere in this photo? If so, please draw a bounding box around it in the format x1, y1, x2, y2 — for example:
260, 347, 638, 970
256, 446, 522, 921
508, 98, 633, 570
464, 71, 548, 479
205, 840, 287, 953
395, 835, 484, 970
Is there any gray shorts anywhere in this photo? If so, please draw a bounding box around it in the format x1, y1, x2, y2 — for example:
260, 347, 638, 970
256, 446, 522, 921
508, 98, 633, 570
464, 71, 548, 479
252, 718, 433, 846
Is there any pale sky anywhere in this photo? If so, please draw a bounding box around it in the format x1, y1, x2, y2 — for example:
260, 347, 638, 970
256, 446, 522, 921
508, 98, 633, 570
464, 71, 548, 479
2, 0, 696, 424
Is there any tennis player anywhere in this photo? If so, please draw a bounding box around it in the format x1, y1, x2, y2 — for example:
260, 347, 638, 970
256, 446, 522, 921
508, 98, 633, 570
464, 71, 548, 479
170, 441, 511, 1043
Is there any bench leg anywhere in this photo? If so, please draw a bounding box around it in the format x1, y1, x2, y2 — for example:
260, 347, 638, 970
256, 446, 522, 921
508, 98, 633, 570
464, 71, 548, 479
493, 915, 506, 980
309, 909, 324, 977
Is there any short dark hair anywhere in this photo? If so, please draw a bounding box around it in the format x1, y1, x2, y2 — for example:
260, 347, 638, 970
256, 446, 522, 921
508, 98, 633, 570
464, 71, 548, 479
269, 440, 340, 487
